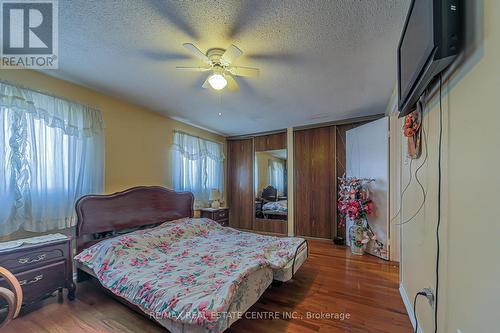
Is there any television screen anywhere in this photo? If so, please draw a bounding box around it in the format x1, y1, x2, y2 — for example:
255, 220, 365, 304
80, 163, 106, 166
399, 0, 435, 107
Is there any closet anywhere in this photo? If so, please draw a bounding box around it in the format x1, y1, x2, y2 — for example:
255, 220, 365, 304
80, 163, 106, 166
294, 127, 337, 239
227, 139, 254, 229
227, 117, 379, 240
227, 132, 288, 235
293, 120, 374, 240
254, 132, 287, 234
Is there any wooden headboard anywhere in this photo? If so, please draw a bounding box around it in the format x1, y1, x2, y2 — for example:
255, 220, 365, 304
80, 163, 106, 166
75, 186, 194, 252
261, 185, 278, 202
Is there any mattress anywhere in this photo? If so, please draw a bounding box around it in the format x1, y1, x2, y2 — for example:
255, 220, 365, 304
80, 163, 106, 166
160, 243, 308, 332
158, 267, 274, 333
75, 218, 307, 333
273, 241, 308, 282
262, 200, 288, 213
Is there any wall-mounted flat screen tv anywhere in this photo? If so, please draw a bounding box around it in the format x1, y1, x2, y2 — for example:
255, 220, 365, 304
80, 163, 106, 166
398, 0, 461, 116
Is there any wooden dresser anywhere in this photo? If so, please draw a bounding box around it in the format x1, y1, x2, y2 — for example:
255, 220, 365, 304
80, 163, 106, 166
0, 236, 75, 310
199, 208, 229, 226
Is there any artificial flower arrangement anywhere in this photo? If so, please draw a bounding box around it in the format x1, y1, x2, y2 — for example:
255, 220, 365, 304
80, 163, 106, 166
338, 177, 384, 256
403, 110, 421, 137
403, 108, 422, 159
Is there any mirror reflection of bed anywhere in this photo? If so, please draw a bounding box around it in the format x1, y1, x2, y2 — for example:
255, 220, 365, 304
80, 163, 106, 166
254, 149, 288, 235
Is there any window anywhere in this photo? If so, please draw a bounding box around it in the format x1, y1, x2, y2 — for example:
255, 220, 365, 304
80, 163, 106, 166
269, 160, 285, 195
172, 130, 224, 208
0, 82, 104, 236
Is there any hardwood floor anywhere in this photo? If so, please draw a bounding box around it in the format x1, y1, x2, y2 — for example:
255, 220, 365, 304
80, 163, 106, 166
3, 239, 412, 333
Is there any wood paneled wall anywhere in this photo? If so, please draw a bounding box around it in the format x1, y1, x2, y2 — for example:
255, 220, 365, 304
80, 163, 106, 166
227, 139, 254, 229
254, 132, 286, 151
294, 126, 337, 239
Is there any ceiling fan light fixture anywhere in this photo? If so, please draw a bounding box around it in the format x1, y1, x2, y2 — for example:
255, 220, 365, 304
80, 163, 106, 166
208, 73, 227, 90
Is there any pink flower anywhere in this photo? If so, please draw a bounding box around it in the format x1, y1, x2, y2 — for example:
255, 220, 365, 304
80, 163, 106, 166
198, 300, 210, 311
201, 255, 214, 266
167, 295, 180, 309
160, 263, 175, 273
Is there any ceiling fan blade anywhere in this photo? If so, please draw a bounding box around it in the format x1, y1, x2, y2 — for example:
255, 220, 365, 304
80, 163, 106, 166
225, 74, 240, 91
202, 76, 210, 89
176, 66, 211, 72
220, 44, 243, 66
182, 43, 211, 64
228, 66, 260, 77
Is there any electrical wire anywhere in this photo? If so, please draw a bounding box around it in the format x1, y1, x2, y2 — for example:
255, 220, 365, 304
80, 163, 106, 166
391, 104, 429, 226
390, 97, 428, 226
390, 158, 414, 224
434, 74, 444, 333
396, 124, 429, 225
413, 292, 426, 333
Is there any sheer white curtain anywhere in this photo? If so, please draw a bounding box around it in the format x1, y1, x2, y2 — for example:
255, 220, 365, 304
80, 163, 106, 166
172, 130, 224, 208
0, 82, 104, 236
269, 160, 285, 195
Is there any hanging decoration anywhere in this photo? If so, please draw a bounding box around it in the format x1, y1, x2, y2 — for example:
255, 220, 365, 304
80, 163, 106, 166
403, 100, 423, 159
337, 177, 385, 256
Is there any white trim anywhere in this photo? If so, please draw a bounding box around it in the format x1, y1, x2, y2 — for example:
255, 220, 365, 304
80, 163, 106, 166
385, 85, 399, 116
400, 284, 424, 333
286, 128, 294, 236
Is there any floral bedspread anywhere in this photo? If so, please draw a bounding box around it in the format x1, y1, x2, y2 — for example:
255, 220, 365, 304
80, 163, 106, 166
263, 200, 288, 212
75, 218, 305, 331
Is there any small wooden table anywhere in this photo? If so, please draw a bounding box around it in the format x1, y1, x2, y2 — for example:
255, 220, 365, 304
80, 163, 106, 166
199, 207, 229, 226
0, 234, 75, 312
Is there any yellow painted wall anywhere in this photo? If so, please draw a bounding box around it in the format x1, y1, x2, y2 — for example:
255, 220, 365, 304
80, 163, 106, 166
0, 69, 226, 240
398, 1, 500, 331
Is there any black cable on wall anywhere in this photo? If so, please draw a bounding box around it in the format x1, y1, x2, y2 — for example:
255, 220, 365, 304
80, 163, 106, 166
433, 74, 444, 333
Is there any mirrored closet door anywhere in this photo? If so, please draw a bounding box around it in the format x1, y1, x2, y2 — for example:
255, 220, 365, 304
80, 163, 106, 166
253, 133, 288, 235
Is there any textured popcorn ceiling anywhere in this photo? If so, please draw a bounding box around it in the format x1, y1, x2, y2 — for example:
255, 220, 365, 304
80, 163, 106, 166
45, 0, 410, 136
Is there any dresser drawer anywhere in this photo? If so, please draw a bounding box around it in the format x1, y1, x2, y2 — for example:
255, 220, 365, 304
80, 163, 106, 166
215, 209, 228, 220
0, 245, 65, 272
217, 219, 229, 227
0, 260, 66, 305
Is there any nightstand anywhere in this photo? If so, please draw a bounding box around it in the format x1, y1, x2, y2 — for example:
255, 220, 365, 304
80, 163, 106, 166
0, 234, 75, 311
200, 207, 229, 226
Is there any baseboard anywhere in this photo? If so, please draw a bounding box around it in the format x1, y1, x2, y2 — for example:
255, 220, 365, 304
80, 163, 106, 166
400, 284, 424, 333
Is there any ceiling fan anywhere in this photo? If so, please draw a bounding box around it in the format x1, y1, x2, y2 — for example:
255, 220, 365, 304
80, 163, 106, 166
176, 43, 260, 91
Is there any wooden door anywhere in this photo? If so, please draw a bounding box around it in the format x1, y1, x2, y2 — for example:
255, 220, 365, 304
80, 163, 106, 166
253, 131, 288, 235
294, 127, 336, 239
227, 139, 254, 229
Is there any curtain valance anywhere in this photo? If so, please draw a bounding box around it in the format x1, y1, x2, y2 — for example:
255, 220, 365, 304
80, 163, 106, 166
0, 81, 104, 138
0, 81, 104, 236
172, 130, 224, 162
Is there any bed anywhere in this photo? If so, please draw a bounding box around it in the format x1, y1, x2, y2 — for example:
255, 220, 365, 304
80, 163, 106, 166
74, 186, 307, 333
262, 200, 288, 219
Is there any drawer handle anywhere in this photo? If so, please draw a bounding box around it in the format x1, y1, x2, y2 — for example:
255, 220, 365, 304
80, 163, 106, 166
19, 274, 43, 286
18, 254, 46, 265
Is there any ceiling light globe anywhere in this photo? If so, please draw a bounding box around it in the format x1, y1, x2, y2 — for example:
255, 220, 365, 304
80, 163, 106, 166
208, 74, 227, 90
